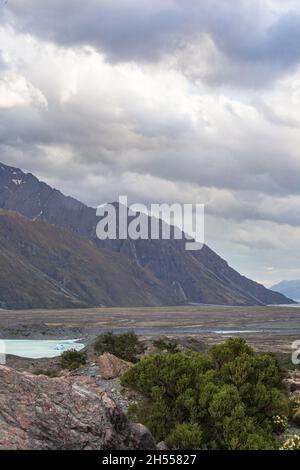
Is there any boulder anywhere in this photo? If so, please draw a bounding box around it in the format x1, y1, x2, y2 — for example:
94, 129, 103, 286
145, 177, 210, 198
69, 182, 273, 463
0, 365, 156, 450
98, 353, 133, 380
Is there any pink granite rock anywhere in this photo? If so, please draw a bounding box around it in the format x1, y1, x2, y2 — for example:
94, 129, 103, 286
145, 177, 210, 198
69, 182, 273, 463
0, 365, 156, 450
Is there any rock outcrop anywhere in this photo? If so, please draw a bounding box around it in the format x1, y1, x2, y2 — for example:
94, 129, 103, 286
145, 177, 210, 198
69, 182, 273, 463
0, 365, 156, 450
98, 353, 133, 380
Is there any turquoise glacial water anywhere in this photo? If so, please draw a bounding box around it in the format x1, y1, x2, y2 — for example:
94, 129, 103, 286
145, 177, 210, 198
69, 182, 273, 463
0, 339, 85, 359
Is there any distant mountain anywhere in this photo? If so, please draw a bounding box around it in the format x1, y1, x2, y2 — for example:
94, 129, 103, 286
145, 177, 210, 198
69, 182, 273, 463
271, 280, 300, 302
0, 161, 293, 307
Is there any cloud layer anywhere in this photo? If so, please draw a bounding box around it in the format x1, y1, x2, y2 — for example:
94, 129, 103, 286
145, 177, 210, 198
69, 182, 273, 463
1, 0, 300, 286
4, 0, 300, 88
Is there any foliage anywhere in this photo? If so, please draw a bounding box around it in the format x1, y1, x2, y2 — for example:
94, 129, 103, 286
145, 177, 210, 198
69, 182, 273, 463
280, 434, 300, 450
94, 331, 144, 363
289, 395, 300, 426
272, 352, 300, 371
60, 349, 86, 371
122, 338, 288, 450
290, 395, 300, 409
291, 409, 300, 426
167, 423, 206, 450
153, 338, 180, 354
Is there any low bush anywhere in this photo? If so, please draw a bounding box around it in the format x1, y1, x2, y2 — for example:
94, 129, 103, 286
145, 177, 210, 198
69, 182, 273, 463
94, 331, 144, 362
121, 338, 288, 450
60, 349, 86, 371
167, 423, 206, 450
289, 395, 300, 426
272, 352, 300, 371
153, 338, 180, 354
290, 395, 300, 410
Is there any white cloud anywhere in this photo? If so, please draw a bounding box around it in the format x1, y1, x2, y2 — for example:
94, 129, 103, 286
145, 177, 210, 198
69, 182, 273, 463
0, 71, 47, 109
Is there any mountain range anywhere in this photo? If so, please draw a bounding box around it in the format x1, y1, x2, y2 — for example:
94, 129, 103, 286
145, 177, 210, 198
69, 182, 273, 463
0, 161, 292, 309
271, 280, 300, 302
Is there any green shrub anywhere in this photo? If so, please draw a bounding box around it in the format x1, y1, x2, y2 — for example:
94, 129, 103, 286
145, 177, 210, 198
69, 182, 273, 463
94, 331, 144, 362
122, 338, 288, 450
60, 349, 86, 370
167, 423, 206, 450
153, 338, 180, 354
290, 395, 300, 409
272, 352, 300, 371
289, 395, 300, 425
292, 409, 300, 426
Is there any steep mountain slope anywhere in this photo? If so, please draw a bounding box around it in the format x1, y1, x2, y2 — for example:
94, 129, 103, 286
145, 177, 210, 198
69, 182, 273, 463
120, 237, 289, 306
0, 210, 175, 309
0, 161, 293, 306
271, 280, 300, 302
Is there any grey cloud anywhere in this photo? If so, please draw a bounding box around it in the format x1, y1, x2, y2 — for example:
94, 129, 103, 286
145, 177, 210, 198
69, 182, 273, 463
121, 142, 300, 198
253, 99, 299, 128
2, 94, 300, 209
204, 214, 300, 286
6, 0, 183, 62
4, 0, 300, 88
207, 191, 300, 227
0, 50, 6, 70
0, 61, 299, 204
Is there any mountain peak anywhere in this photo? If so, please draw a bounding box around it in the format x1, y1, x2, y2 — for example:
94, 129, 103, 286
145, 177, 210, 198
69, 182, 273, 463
0, 161, 294, 307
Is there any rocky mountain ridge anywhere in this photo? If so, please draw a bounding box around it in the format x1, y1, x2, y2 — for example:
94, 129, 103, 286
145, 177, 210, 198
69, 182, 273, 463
0, 161, 293, 307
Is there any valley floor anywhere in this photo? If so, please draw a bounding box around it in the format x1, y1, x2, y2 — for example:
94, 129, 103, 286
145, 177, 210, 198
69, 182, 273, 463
1, 304, 300, 356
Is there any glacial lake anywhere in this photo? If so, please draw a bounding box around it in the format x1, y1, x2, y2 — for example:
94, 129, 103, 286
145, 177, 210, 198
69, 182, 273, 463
0, 339, 85, 359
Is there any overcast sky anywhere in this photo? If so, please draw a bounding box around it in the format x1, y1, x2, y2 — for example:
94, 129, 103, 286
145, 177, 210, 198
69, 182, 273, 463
1, 0, 300, 286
